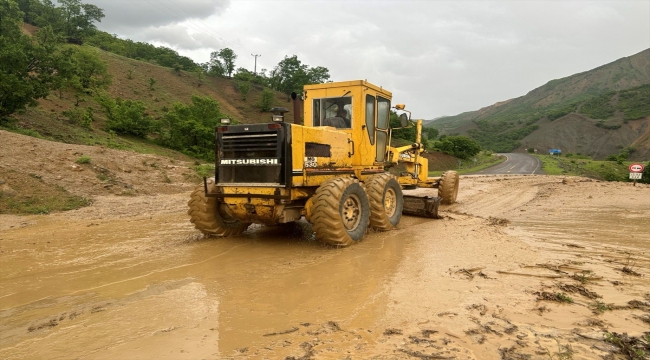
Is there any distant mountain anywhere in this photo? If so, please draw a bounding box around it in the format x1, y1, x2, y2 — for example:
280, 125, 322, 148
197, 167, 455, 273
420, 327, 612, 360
428, 48, 650, 160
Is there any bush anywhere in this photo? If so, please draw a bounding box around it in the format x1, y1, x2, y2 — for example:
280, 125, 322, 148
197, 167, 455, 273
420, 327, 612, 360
258, 89, 274, 111
235, 81, 250, 101
434, 135, 481, 159
156, 95, 230, 160
76, 155, 91, 164
97, 94, 152, 137
63, 107, 94, 129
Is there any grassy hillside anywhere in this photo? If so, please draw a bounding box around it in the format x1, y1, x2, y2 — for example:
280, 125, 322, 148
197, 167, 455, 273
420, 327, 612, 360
535, 154, 650, 183
3, 44, 296, 154
428, 49, 650, 160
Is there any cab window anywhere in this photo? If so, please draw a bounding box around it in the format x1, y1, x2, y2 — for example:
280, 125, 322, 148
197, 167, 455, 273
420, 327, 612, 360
365, 94, 375, 144
313, 96, 352, 129
375, 97, 390, 161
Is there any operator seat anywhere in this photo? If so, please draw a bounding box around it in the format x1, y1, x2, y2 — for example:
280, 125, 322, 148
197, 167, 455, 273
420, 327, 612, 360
322, 117, 348, 129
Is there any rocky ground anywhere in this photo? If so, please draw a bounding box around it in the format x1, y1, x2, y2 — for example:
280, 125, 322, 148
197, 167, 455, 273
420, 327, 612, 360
0, 131, 649, 359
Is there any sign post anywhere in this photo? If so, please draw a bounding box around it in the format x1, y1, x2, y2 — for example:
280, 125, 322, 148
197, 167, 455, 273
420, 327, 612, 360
628, 163, 645, 186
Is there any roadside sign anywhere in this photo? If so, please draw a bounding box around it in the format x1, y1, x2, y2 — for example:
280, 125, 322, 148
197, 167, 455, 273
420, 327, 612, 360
629, 163, 644, 173
629, 173, 642, 180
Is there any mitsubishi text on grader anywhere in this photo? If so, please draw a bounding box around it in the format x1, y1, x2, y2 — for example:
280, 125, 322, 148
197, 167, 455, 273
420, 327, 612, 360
188, 80, 459, 246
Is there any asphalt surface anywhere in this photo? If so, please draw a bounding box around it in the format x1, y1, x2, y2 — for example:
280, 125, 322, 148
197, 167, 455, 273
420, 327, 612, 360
475, 153, 543, 175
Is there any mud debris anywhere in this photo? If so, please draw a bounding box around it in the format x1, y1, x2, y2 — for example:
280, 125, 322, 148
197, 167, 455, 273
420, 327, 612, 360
264, 327, 300, 337
604, 332, 650, 360
556, 283, 601, 299
384, 328, 403, 336
398, 348, 453, 359
488, 217, 510, 226
619, 266, 643, 277
421, 329, 439, 338
534, 291, 574, 303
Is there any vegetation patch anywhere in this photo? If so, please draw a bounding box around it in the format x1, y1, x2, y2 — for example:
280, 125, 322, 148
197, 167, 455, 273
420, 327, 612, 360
589, 300, 613, 314
535, 155, 650, 183
534, 291, 574, 303
556, 283, 601, 299
75, 155, 92, 164
604, 332, 649, 360
0, 172, 92, 215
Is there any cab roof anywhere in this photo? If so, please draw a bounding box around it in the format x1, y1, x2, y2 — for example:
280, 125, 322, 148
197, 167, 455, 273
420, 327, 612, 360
304, 80, 392, 97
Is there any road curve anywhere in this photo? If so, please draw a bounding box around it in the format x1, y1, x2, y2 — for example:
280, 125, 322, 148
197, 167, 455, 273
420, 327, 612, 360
475, 153, 543, 175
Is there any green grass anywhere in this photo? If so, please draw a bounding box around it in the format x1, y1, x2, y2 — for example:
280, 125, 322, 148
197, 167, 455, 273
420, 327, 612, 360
590, 300, 612, 314
556, 293, 574, 303
534, 155, 646, 182
1, 192, 92, 215
75, 155, 92, 164
193, 164, 215, 178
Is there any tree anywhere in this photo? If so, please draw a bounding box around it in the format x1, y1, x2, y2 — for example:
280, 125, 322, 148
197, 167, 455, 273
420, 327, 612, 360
207, 48, 237, 77
0, 1, 67, 120
157, 95, 226, 160
96, 93, 152, 137
258, 89, 274, 112
207, 51, 224, 77
217, 48, 236, 78
435, 136, 481, 159
56, 46, 111, 105
16, 0, 41, 24
56, 0, 104, 42
269, 55, 330, 95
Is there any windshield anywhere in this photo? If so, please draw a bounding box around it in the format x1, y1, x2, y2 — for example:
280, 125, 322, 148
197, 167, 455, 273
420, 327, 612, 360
313, 96, 352, 129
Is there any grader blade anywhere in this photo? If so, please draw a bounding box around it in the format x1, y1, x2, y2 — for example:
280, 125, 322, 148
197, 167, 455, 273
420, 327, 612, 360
402, 195, 442, 219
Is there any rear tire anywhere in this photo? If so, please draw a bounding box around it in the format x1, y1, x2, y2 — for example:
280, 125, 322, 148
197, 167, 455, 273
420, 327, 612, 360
438, 171, 459, 205
366, 173, 403, 231
311, 177, 370, 247
187, 179, 250, 236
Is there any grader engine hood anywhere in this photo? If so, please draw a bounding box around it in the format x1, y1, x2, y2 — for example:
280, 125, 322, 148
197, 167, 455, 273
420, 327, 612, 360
215, 123, 292, 186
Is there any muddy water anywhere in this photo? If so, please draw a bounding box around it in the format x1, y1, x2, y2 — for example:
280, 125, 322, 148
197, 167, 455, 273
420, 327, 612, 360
2, 176, 650, 359
0, 211, 408, 358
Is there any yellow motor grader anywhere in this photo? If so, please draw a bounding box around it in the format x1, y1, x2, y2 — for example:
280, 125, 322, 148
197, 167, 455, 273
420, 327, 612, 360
188, 80, 459, 246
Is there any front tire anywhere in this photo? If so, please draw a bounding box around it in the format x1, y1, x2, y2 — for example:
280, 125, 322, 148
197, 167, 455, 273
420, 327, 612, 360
187, 179, 250, 236
311, 177, 370, 247
438, 171, 459, 205
366, 173, 403, 231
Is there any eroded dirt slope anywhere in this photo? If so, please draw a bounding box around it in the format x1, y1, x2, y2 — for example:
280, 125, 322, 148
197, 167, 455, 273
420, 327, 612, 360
1, 133, 649, 359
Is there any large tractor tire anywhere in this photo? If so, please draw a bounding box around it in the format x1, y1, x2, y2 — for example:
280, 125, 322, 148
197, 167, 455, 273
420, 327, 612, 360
311, 177, 370, 247
187, 179, 250, 236
438, 171, 459, 205
366, 173, 403, 231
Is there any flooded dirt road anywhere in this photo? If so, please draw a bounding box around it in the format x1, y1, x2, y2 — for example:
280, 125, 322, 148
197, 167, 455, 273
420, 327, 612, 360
1, 175, 649, 359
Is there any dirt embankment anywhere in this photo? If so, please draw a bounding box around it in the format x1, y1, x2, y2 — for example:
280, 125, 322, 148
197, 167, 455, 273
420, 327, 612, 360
0, 130, 201, 216
1, 132, 649, 359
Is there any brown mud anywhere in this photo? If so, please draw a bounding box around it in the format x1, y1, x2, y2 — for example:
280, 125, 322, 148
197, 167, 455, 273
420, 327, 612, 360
1, 132, 649, 359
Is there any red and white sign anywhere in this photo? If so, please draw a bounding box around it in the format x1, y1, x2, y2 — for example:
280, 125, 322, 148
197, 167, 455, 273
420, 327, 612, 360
629, 163, 645, 173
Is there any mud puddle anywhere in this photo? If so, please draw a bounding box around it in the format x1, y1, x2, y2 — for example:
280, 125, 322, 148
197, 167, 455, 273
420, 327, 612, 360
1, 175, 649, 359
0, 211, 410, 359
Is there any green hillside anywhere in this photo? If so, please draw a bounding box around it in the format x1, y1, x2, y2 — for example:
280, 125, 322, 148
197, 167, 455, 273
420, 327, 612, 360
428, 49, 650, 160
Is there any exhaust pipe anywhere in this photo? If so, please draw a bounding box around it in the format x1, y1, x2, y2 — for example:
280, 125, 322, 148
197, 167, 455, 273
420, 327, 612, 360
291, 92, 303, 125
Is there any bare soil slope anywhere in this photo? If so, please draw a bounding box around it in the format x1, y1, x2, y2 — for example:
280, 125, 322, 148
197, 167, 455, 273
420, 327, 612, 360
520, 114, 650, 159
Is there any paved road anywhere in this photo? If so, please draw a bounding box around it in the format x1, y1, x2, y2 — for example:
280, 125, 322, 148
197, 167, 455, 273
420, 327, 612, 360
475, 153, 543, 175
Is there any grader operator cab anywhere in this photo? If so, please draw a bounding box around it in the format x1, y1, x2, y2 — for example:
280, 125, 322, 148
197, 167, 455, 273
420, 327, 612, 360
188, 80, 459, 246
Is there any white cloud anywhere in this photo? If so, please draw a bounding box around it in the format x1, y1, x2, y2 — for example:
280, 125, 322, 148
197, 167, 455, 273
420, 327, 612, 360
89, 0, 650, 118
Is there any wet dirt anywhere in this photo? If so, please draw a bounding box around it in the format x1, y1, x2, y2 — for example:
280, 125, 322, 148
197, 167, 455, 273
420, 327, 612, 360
1, 134, 650, 359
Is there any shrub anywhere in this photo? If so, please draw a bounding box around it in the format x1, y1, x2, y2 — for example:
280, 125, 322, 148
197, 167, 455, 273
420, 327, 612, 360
434, 135, 481, 159
258, 89, 274, 111
63, 107, 94, 129
97, 94, 152, 137
236, 81, 250, 101
76, 155, 91, 164
156, 95, 229, 160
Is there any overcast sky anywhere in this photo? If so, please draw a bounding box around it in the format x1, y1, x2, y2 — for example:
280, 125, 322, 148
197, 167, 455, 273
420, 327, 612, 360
87, 0, 650, 119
